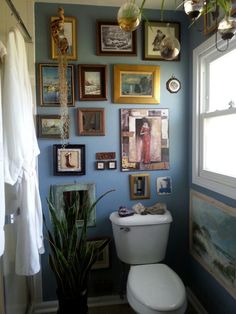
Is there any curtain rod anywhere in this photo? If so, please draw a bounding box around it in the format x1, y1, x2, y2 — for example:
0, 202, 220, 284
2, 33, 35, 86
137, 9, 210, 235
5, 0, 33, 43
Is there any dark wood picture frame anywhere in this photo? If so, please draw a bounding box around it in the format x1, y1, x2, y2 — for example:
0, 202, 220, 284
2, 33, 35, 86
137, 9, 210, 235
89, 238, 110, 270
77, 108, 105, 136
37, 115, 69, 139
53, 144, 85, 176
107, 160, 117, 170
38, 63, 75, 106
96, 21, 137, 56
78, 64, 107, 101
143, 21, 180, 61
51, 16, 77, 60
95, 161, 106, 170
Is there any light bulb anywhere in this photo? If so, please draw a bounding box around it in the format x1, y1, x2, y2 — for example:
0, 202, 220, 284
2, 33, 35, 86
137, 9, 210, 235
117, 1, 141, 32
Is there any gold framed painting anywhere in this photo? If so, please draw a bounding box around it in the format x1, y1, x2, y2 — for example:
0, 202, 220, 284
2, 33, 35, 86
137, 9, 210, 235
113, 64, 160, 104
129, 173, 150, 200
51, 16, 77, 60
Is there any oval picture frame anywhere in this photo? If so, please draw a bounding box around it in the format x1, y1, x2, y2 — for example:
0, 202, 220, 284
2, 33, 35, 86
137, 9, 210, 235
166, 76, 181, 93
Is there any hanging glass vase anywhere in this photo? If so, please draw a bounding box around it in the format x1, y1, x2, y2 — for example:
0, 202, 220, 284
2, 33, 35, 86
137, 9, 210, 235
117, 1, 141, 32
159, 24, 180, 61
184, 0, 204, 20
218, 15, 236, 40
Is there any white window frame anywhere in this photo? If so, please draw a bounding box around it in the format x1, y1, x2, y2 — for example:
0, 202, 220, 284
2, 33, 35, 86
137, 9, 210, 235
192, 34, 236, 200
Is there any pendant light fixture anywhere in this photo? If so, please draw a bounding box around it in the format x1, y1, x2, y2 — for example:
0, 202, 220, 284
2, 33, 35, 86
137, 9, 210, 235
117, 0, 142, 32
184, 0, 204, 20
159, 23, 181, 60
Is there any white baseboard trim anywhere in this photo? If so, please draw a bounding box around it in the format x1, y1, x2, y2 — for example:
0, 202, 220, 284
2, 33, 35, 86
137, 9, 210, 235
186, 287, 208, 314
32, 288, 207, 314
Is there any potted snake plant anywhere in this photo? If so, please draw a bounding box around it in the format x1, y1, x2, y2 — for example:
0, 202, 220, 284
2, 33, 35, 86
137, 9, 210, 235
44, 186, 114, 314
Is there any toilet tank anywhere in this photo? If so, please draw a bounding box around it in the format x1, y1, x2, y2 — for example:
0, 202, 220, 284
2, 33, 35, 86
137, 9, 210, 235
109, 211, 173, 265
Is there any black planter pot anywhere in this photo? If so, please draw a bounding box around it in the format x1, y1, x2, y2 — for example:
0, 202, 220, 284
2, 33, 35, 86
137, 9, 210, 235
57, 290, 88, 314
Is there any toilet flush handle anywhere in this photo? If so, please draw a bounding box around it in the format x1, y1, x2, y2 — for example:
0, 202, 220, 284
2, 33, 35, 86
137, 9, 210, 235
120, 227, 130, 232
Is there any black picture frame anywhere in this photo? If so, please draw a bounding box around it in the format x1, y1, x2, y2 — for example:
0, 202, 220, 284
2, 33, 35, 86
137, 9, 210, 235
53, 144, 85, 176
166, 76, 181, 93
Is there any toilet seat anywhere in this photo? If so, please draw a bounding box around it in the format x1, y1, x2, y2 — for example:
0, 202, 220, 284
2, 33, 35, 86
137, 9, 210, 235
127, 264, 187, 314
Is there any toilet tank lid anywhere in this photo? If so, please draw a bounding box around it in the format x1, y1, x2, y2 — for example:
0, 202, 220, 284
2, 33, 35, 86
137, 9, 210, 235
109, 210, 172, 226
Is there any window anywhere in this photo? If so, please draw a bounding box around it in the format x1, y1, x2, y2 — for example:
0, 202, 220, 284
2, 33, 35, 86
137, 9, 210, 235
192, 35, 236, 200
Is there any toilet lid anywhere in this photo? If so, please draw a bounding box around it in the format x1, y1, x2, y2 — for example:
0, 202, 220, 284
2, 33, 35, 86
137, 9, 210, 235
128, 264, 186, 312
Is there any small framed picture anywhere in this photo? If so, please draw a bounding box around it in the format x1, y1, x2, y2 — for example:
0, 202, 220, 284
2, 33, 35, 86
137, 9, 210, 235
166, 76, 181, 93
78, 64, 107, 101
89, 238, 110, 270
143, 21, 180, 61
96, 161, 105, 170
53, 144, 85, 176
38, 63, 75, 106
96, 21, 137, 56
37, 115, 69, 139
114, 64, 160, 104
107, 161, 117, 170
156, 176, 172, 195
77, 108, 105, 136
129, 173, 150, 200
51, 16, 77, 60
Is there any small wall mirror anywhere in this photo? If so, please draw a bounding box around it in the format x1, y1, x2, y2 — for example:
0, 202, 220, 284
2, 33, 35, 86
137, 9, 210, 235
51, 183, 96, 227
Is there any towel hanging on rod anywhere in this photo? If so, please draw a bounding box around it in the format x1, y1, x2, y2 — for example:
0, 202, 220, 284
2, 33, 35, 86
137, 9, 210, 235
5, 0, 32, 43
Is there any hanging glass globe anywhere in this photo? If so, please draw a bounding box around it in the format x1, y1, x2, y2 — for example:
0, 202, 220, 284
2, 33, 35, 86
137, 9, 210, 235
159, 24, 180, 60
184, 0, 204, 20
218, 15, 236, 40
117, 1, 141, 32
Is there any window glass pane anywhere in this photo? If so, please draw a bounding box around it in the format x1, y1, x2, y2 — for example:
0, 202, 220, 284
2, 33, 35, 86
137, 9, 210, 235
209, 49, 236, 112
203, 113, 236, 178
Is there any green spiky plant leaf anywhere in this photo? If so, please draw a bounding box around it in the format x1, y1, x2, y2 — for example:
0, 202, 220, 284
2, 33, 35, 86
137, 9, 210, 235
44, 187, 115, 302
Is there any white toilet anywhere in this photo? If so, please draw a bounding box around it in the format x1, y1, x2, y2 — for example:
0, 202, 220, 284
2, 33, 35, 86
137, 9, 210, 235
109, 210, 187, 314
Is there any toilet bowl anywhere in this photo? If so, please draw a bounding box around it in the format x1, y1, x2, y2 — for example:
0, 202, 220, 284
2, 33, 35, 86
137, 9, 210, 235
109, 211, 187, 314
127, 264, 187, 314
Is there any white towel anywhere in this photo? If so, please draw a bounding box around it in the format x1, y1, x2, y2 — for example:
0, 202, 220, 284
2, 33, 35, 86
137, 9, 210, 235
2, 28, 44, 275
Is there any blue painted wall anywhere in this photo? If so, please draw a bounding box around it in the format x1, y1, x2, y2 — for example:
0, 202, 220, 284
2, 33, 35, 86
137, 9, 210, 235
35, 2, 190, 302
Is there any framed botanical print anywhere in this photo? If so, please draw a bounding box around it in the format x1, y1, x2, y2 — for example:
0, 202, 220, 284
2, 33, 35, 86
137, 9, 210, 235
114, 64, 160, 104
120, 108, 169, 171
38, 63, 75, 106
96, 21, 137, 56
143, 21, 180, 61
78, 64, 107, 101
51, 16, 77, 60
53, 144, 85, 176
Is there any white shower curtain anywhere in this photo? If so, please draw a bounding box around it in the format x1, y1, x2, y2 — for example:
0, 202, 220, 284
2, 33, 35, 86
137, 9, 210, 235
2, 27, 44, 275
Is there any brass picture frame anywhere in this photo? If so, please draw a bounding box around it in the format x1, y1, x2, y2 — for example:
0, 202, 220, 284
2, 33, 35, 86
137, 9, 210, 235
129, 173, 150, 200
78, 64, 107, 101
51, 16, 77, 60
37, 115, 69, 139
77, 108, 105, 136
113, 64, 160, 104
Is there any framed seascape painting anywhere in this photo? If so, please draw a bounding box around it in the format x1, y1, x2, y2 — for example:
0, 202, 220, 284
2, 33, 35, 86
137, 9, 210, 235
78, 64, 107, 101
51, 16, 77, 60
190, 190, 236, 299
96, 21, 137, 56
38, 63, 75, 106
53, 144, 85, 176
37, 115, 69, 139
143, 21, 180, 61
114, 64, 160, 104
120, 108, 169, 171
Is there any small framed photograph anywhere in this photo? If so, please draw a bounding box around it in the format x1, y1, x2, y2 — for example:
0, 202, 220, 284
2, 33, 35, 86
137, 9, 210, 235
89, 238, 110, 270
37, 115, 69, 139
77, 108, 105, 136
53, 144, 85, 176
96, 21, 137, 56
129, 173, 150, 200
114, 64, 160, 104
107, 161, 117, 170
51, 16, 77, 60
143, 21, 180, 61
156, 177, 172, 195
78, 64, 107, 101
38, 63, 75, 106
96, 161, 105, 170
166, 76, 181, 93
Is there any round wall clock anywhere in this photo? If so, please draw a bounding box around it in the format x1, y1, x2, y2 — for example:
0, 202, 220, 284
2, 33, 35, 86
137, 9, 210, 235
166, 76, 181, 93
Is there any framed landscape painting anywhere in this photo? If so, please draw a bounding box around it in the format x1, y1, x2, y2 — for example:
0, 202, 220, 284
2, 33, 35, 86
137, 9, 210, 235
190, 190, 236, 299
96, 21, 136, 56
120, 108, 169, 171
37, 115, 69, 139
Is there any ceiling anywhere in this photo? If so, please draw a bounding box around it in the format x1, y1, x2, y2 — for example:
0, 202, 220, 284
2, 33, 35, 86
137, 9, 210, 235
35, 0, 183, 10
